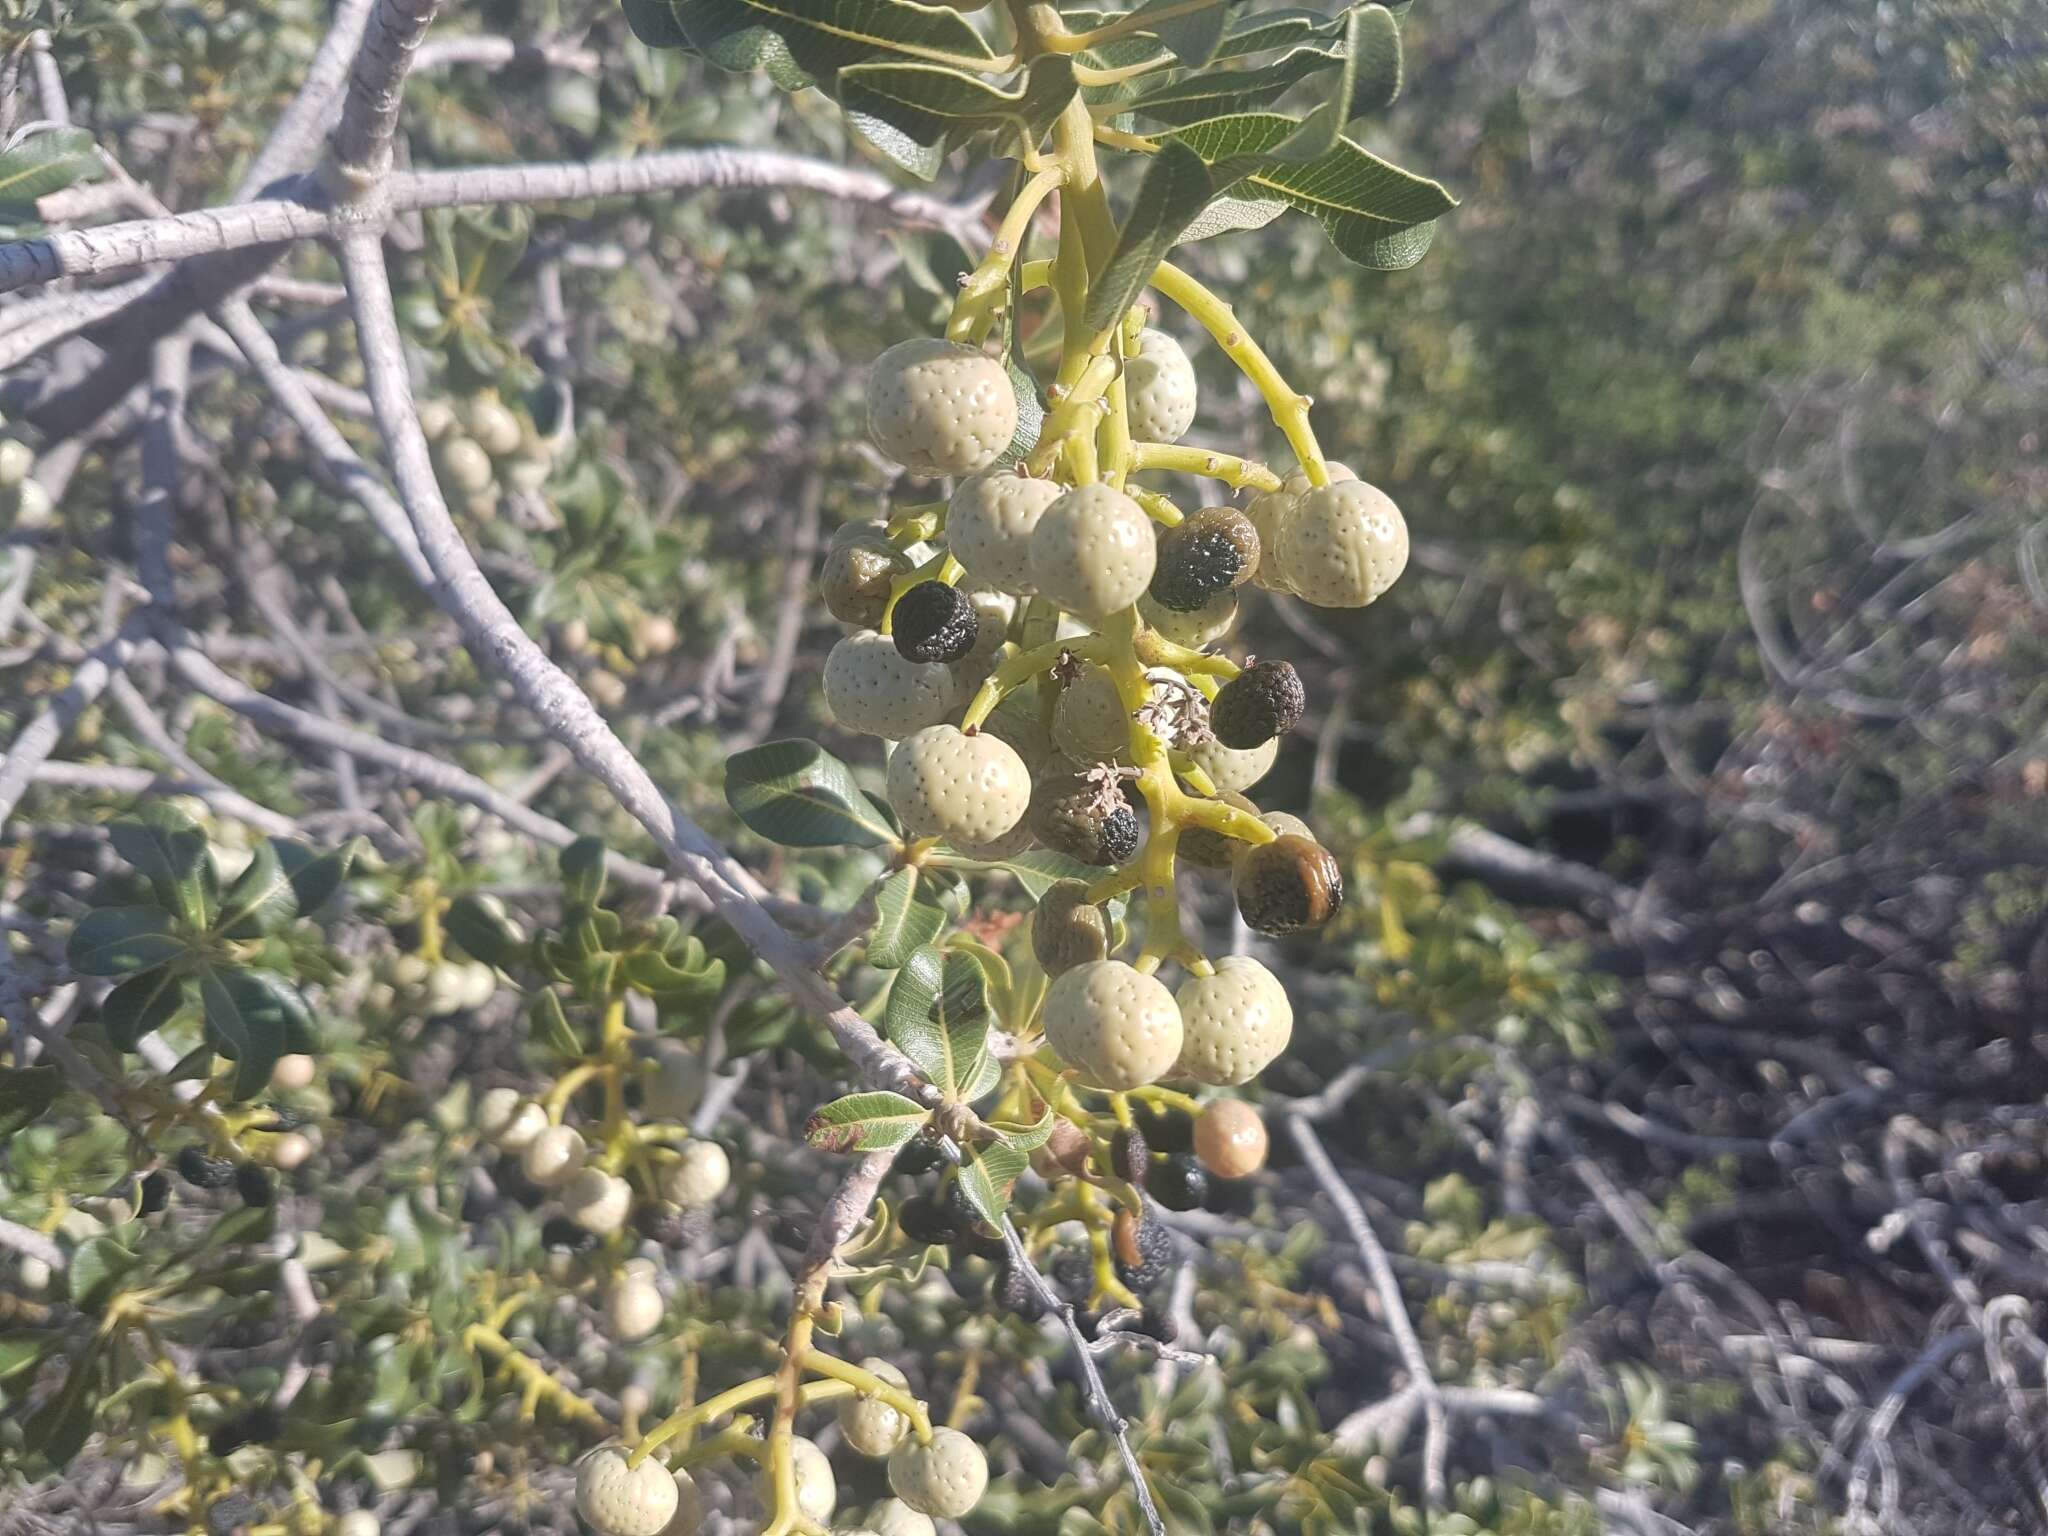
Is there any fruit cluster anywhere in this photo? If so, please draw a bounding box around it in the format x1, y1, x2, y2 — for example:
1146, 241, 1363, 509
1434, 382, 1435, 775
418, 388, 564, 521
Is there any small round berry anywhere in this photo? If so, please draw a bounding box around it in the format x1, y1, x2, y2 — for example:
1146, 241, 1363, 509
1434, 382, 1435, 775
897, 1193, 958, 1245
269, 1054, 316, 1093
575, 1444, 679, 1536
663, 1469, 702, 1536
1110, 1123, 1150, 1183
864, 1497, 938, 1536
947, 472, 1061, 596
1244, 488, 1298, 594
891, 582, 978, 664
542, 1214, 600, 1254
867, 338, 1017, 476
1052, 665, 1133, 761
1145, 1152, 1208, 1212
838, 1357, 913, 1458
823, 633, 953, 739
269, 1132, 314, 1171
886, 725, 1031, 847
1277, 480, 1409, 609
1149, 508, 1259, 612
1186, 732, 1278, 793
564, 1168, 633, 1235
960, 587, 1016, 661
662, 1140, 730, 1209
821, 534, 910, 629
1211, 660, 1306, 749
1177, 789, 1260, 870
177, 1145, 236, 1189
887, 1427, 989, 1520
1233, 834, 1344, 934
606, 1272, 665, 1342
495, 1100, 549, 1152
1029, 767, 1140, 868
1043, 960, 1183, 1091
760, 1435, 836, 1524
990, 1261, 1050, 1322
1028, 484, 1157, 622
641, 1043, 705, 1121
465, 393, 525, 456
1125, 328, 1198, 444
1031, 879, 1112, 977
138, 1169, 171, 1216
334, 1513, 380, 1536
1175, 956, 1294, 1086
475, 1086, 523, 1140
1194, 1100, 1270, 1178
982, 692, 1056, 776
1112, 1208, 1175, 1291
18, 1254, 51, 1294
206, 1493, 263, 1536
522, 1125, 587, 1188
1138, 587, 1237, 649
0, 439, 35, 488
1260, 809, 1314, 841
436, 435, 494, 494
235, 1165, 276, 1208
1281, 461, 1358, 497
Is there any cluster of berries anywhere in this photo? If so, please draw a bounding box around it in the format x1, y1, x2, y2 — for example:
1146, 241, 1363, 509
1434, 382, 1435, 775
418, 388, 564, 521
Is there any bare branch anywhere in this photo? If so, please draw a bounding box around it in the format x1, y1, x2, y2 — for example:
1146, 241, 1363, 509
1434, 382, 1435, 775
411, 35, 601, 75
0, 615, 148, 830
329, 0, 443, 187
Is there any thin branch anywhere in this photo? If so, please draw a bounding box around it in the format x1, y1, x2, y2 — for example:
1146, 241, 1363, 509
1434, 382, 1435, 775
329, 0, 442, 186
0, 614, 149, 830
410, 35, 601, 75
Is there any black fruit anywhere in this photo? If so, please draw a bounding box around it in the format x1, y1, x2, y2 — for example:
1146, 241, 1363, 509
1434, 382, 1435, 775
234, 1165, 276, 1208
1146, 1153, 1209, 1212
208, 1405, 280, 1457
892, 581, 978, 663
992, 1261, 1049, 1321
1030, 769, 1140, 867
1112, 1209, 1175, 1291
895, 1139, 947, 1176
1051, 1250, 1095, 1305
1110, 1125, 1149, 1184
1211, 660, 1305, 749
1233, 834, 1344, 935
176, 1146, 236, 1189
206, 1492, 263, 1536
945, 1182, 1009, 1259
540, 1215, 598, 1253
1131, 1100, 1194, 1155
1149, 508, 1260, 612
898, 1193, 958, 1245
138, 1170, 171, 1215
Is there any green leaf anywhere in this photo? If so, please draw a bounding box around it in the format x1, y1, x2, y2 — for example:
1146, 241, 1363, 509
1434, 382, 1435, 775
725, 739, 897, 848
22, 1354, 97, 1469
443, 894, 527, 968
838, 53, 1076, 166
68, 1235, 138, 1312
803, 1090, 931, 1153
0, 1334, 53, 1384
275, 838, 359, 914
955, 1141, 1028, 1227
196, 968, 308, 1101
954, 847, 1103, 901
1127, 42, 1348, 128
0, 127, 101, 216
560, 837, 609, 912
530, 989, 584, 1061
100, 968, 187, 1051
67, 905, 186, 977
1176, 193, 1288, 244
867, 867, 947, 969
0, 1064, 62, 1138
986, 1101, 1056, 1153
845, 109, 948, 180
1214, 7, 1350, 60
1084, 139, 1218, 333
882, 945, 993, 1102
1166, 112, 1453, 269
214, 841, 298, 940
1345, 5, 1405, 118
108, 802, 216, 928
1119, 0, 1229, 68
650, 0, 995, 96
620, 938, 727, 1004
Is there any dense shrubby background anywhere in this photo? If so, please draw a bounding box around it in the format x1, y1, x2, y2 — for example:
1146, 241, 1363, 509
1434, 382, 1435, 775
3, 2, 2045, 1534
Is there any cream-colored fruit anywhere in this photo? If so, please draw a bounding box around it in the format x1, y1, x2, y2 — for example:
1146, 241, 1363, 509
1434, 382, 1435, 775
663, 1140, 730, 1209
863, 1499, 938, 1536
947, 473, 1060, 596
1281, 461, 1357, 497
660, 1470, 701, 1536
642, 1043, 705, 1121
1174, 956, 1294, 1086
0, 440, 31, 488
1126, 328, 1198, 443
866, 339, 1016, 477
269, 1054, 316, 1093
1052, 664, 1130, 761
886, 725, 1030, 846
759, 1435, 836, 1524
1256, 810, 1314, 842
495, 1100, 548, 1152
953, 815, 1036, 861
1187, 733, 1278, 793
437, 435, 494, 494
1245, 489, 1299, 594
982, 693, 1055, 776
270, 1132, 314, 1171
962, 587, 1016, 662
334, 1512, 380, 1536
837, 1357, 913, 1457
475, 1086, 523, 1140
823, 633, 952, 740
1028, 484, 1156, 622
1043, 960, 1184, 1091
1139, 587, 1237, 647
522, 1125, 587, 1188
465, 394, 524, 457
606, 1273, 665, 1342
565, 1168, 633, 1235
1277, 480, 1409, 609
887, 1428, 988, 1520
576, 1445, 680, 1536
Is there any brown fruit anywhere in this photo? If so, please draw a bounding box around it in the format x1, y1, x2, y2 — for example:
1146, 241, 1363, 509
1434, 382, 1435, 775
1193, 1100, 1269, 1178
1232, 834, 1343, 934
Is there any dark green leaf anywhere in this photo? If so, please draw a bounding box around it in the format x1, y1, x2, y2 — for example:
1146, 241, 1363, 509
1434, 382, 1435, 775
838, 53, 1076, 163
882, 945, 993, 1102
0, 1334, 52, 1383
1085, 140, 1218, 333
443, 894, 527, 968
108, 802, 216, 928
1127, 42, 1347, 128
725, 739, 897, 848
100, 968, 187, 1051
67, 906, 186, 977
653, 0, 995, 96
275, 838, 359, 914
845, 110, 948, 180
68, 1235, 138, 1312
196, 968, 307, 1101
0, 1065, 62, 1137
955, 1141, 1028, 1226
530, 989, 584, 1061
1119, 0, 1229, 68
560, 837, 609, 912
1345, 4, 1404, 118
619, 941, 727, 1004
22, 1356, 96, 1469
1176, 193, 1288, 244
803, 1090, 930, 1153
215, 841, 297, 940
867, 867, 947, 969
